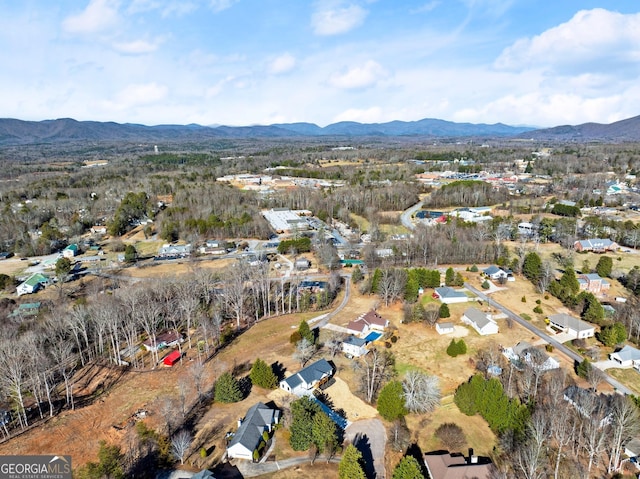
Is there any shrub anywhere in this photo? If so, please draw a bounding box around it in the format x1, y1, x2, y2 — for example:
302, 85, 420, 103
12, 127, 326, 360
470, 264, 479, 272
435, 423, 466, 451
289, 331, 302, 344
545, 344, 554, 352
253, 449, 259, 462
200, 448, 207, 459
544, 294, 549, 300
535, 299, 541, 305
521, 296, 526, 303
439, 303, 450, 318
520, 313, 532, 321
390, 335, 398, 343
533, 306, 543, 314
481, 280, 490, 290
446, 339, 459, 357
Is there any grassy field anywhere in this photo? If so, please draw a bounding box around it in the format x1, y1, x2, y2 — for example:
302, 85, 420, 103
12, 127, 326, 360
608, 368, 640, 395
350, 213, 410, 236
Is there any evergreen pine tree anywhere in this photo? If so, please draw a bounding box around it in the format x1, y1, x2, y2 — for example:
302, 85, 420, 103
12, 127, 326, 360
339, 445, 367, 479
214, 372, 243, 403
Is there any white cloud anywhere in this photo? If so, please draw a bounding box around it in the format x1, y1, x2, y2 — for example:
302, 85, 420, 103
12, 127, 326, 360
268, 53, 296, 75
104, 82, 168, 110
62, 0, 121, 34
113, 39, 160, 54
332, 106, 383, 123
329, 60, 386, 89
127, 0, 198, 17
311, 2, 368, 36
496, 9, 640, 73
410, 1, 440, 14
209, 0, 239, 13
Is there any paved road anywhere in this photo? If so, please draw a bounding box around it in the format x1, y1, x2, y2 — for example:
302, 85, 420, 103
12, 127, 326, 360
310, 274, 352, 330
464, 282, 633, 395
400, 200, 422, 230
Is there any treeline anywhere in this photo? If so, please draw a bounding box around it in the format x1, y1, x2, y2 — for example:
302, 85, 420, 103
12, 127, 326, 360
0, 263, 342, 437
425, 180, 510, 208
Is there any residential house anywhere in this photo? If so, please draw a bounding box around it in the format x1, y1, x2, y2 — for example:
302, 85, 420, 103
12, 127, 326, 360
90, 225, 107, 235
298, 280, 327, 294
483, 265, 507, 281
346, 310, 389, 337
199, 240, 227, 255
609, 345, 640, 370
578, 273, 610, 295
142, 331, 184, 352
279, 359, 334, 396
462, 308, 499, 336
16, 273, 49, 296
548, 313, 595, 339
62, 244, 79, 258
191, 471, 216, 479
505, 341, 560, 371
157, 244, 192, 259
436, 322, 455, 335
563, 386, 612, 427
294, 257, 311, 270
574, 238, 619, 253
9, 302, 41, 318
423, 451, 494, 479
433, 287, 468, 304
342, 336, 368, 357
624, 438, 640, 458
226, 402, 281, 460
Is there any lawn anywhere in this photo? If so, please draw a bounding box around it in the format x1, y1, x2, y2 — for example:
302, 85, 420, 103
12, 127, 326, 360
608, 368, 640, 395
350, 213, 410, 236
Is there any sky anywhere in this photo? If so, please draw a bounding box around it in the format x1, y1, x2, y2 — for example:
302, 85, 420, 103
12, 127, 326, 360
1, 1, 640, 128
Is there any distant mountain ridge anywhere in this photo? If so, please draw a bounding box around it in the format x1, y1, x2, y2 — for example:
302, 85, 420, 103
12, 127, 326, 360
0, 115, 638, 145
518, 115, 640, 142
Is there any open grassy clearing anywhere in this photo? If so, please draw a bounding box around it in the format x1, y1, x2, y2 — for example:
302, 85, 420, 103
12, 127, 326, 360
608, 369, 640, 395
350, 213, 410, 236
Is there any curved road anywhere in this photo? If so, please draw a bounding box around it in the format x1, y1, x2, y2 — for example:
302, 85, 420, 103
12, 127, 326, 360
464, 282, 632, 395
309, 274, 351, 329
400, 200, 422, 230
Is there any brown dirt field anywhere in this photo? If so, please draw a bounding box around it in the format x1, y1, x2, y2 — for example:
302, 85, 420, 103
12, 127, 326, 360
322, 377, 378, 421
119, 258, 235, 278
257, 462, 338, 479
0, 258, 28, 277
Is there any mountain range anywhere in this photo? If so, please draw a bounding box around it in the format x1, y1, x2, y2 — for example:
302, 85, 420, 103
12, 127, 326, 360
0, 115, 639, 145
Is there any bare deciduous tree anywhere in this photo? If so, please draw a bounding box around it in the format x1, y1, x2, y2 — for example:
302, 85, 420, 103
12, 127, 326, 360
355, 348, 395, 403
171, 430, 192, 465
402, 370, 440, 413
293, 338, 315, 367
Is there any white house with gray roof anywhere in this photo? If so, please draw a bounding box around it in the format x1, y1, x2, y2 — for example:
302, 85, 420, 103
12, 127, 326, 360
462, 307, 498, 336
609, 345, 640, 370
226, 402, 280, 460
548, 313, 595, 339
279, 359, 334, 396
434, 287, 469, 304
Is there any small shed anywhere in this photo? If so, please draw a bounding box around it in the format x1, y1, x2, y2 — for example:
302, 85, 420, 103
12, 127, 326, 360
436, 322, 455, 335
163, 350, 182, 367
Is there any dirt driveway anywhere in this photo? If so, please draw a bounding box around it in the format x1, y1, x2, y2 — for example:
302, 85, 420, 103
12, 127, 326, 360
344, 419, 387, 479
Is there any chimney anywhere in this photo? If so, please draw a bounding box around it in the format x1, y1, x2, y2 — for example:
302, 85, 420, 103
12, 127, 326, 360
468, 448, 474, 463
237, 418, 243, 428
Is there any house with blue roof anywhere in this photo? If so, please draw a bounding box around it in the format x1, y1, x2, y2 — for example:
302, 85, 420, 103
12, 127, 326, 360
279, 359, 334, 396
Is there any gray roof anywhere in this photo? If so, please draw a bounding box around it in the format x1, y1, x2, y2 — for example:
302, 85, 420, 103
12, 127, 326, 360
435, 287, 467, 299
463, 307, 492, 329
512, 341, 533, 356
483, 265, 503, 276
437, 322, 454, 329
612, 345, 640, 362
343, 336, 367, 347
548, 313, 594, 332
228, 402, 280, 452
283, 359, 334, 389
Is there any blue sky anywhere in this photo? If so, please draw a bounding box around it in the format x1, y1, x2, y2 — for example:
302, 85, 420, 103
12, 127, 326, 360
1, 1, 639, 127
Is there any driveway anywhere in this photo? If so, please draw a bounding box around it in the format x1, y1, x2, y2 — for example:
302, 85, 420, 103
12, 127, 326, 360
345, 419, 387, 479
464, 282, 633, 395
